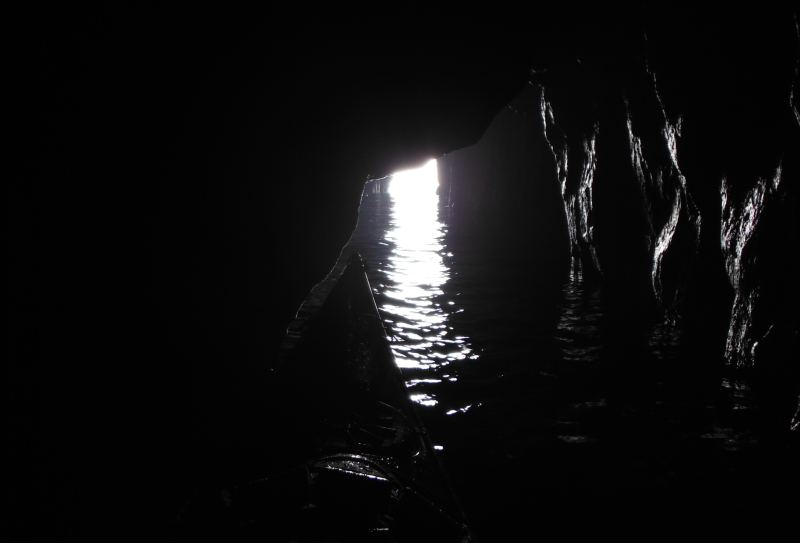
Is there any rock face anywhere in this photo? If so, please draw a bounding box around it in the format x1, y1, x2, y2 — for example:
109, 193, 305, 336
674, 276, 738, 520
437, 84, 570, 283
540, 64, 606, 280
8, 4, 800, 537
641, 11, 800, 426
624, 66, 702, 319
438, 10, 799, 426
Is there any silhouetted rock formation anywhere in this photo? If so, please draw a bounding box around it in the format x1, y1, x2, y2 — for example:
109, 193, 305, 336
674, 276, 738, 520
437, 9, 799, 427
437, 84, 569, 283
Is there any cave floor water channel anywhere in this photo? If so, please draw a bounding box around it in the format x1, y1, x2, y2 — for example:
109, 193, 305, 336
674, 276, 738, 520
328, 164, 800, 540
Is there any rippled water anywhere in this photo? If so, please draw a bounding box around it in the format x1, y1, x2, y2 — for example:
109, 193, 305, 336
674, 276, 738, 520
350, 161, 475, 412
381, 161, 474, 371
344, 161, 798, 541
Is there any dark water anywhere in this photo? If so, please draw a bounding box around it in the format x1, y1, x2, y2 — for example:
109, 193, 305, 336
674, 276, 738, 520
344, 169, 798, 540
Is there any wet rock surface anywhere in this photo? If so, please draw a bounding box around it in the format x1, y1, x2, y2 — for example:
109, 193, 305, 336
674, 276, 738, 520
440, 12, 800, 429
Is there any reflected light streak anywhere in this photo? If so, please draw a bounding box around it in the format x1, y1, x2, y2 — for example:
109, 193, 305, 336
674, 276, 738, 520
410, 393, 438, 407
381, 159, 473, 377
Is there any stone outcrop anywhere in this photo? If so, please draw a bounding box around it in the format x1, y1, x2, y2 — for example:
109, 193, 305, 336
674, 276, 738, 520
437, 11, 799, 426
436, 84, 569, 282
624, 65, 702, 319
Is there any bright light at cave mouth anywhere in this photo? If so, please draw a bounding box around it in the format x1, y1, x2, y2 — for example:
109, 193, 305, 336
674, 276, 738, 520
388, 159, 441, 250
389, 158, 439, 200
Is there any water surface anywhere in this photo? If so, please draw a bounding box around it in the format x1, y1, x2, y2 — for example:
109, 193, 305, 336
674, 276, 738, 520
343, 162, 798, 540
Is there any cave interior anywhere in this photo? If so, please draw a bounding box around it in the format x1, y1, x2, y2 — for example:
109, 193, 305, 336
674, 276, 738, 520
7, 5, 799, 540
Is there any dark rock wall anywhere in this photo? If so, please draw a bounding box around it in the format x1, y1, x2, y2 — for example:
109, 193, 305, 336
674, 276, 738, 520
439, 10, 799, 425
624, 64, 702, 318
437, 84, 570, 283
641, 11, 800, 424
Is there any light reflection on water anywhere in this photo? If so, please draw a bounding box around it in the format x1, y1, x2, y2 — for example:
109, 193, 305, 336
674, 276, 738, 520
383, 160, 473, 378
349, 160, 758, 455
335, 160, 786, 536
555, 278, 603, 364
348, 159, 474, 408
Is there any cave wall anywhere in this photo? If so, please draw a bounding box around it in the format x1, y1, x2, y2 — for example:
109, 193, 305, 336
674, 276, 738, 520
438, 9, 800, 427
437, 83, 570, 283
